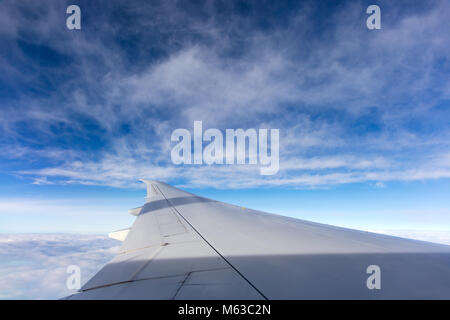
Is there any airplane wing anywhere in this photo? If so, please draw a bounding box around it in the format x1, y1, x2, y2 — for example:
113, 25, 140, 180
66, 180, 450, 299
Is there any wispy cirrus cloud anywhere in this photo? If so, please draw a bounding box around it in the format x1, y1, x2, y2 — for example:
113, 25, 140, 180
0, 0, 449, 189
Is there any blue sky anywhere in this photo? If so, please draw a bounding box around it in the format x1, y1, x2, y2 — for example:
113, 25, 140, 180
1, 0, 450, 234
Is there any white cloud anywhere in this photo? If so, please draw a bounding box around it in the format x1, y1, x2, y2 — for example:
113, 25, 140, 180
15, 155, 450, 189
1, 0, 450, 189
368, 230, 450, 246
0, 234, 120, 299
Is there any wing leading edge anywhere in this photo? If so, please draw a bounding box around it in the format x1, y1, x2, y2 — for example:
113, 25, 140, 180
66, 181, 450, 299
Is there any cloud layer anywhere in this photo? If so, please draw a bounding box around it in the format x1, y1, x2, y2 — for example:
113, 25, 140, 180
368, 229, 450, 246
0, 234, 120, 299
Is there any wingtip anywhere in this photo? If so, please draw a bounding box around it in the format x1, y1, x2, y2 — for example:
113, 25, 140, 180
139, 179, 159, 200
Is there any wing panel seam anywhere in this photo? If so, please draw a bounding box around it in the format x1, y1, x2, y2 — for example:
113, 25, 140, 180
154, 184, 268, 300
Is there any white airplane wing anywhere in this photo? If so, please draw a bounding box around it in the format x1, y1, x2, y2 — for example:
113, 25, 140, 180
66, 180, 450, 299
